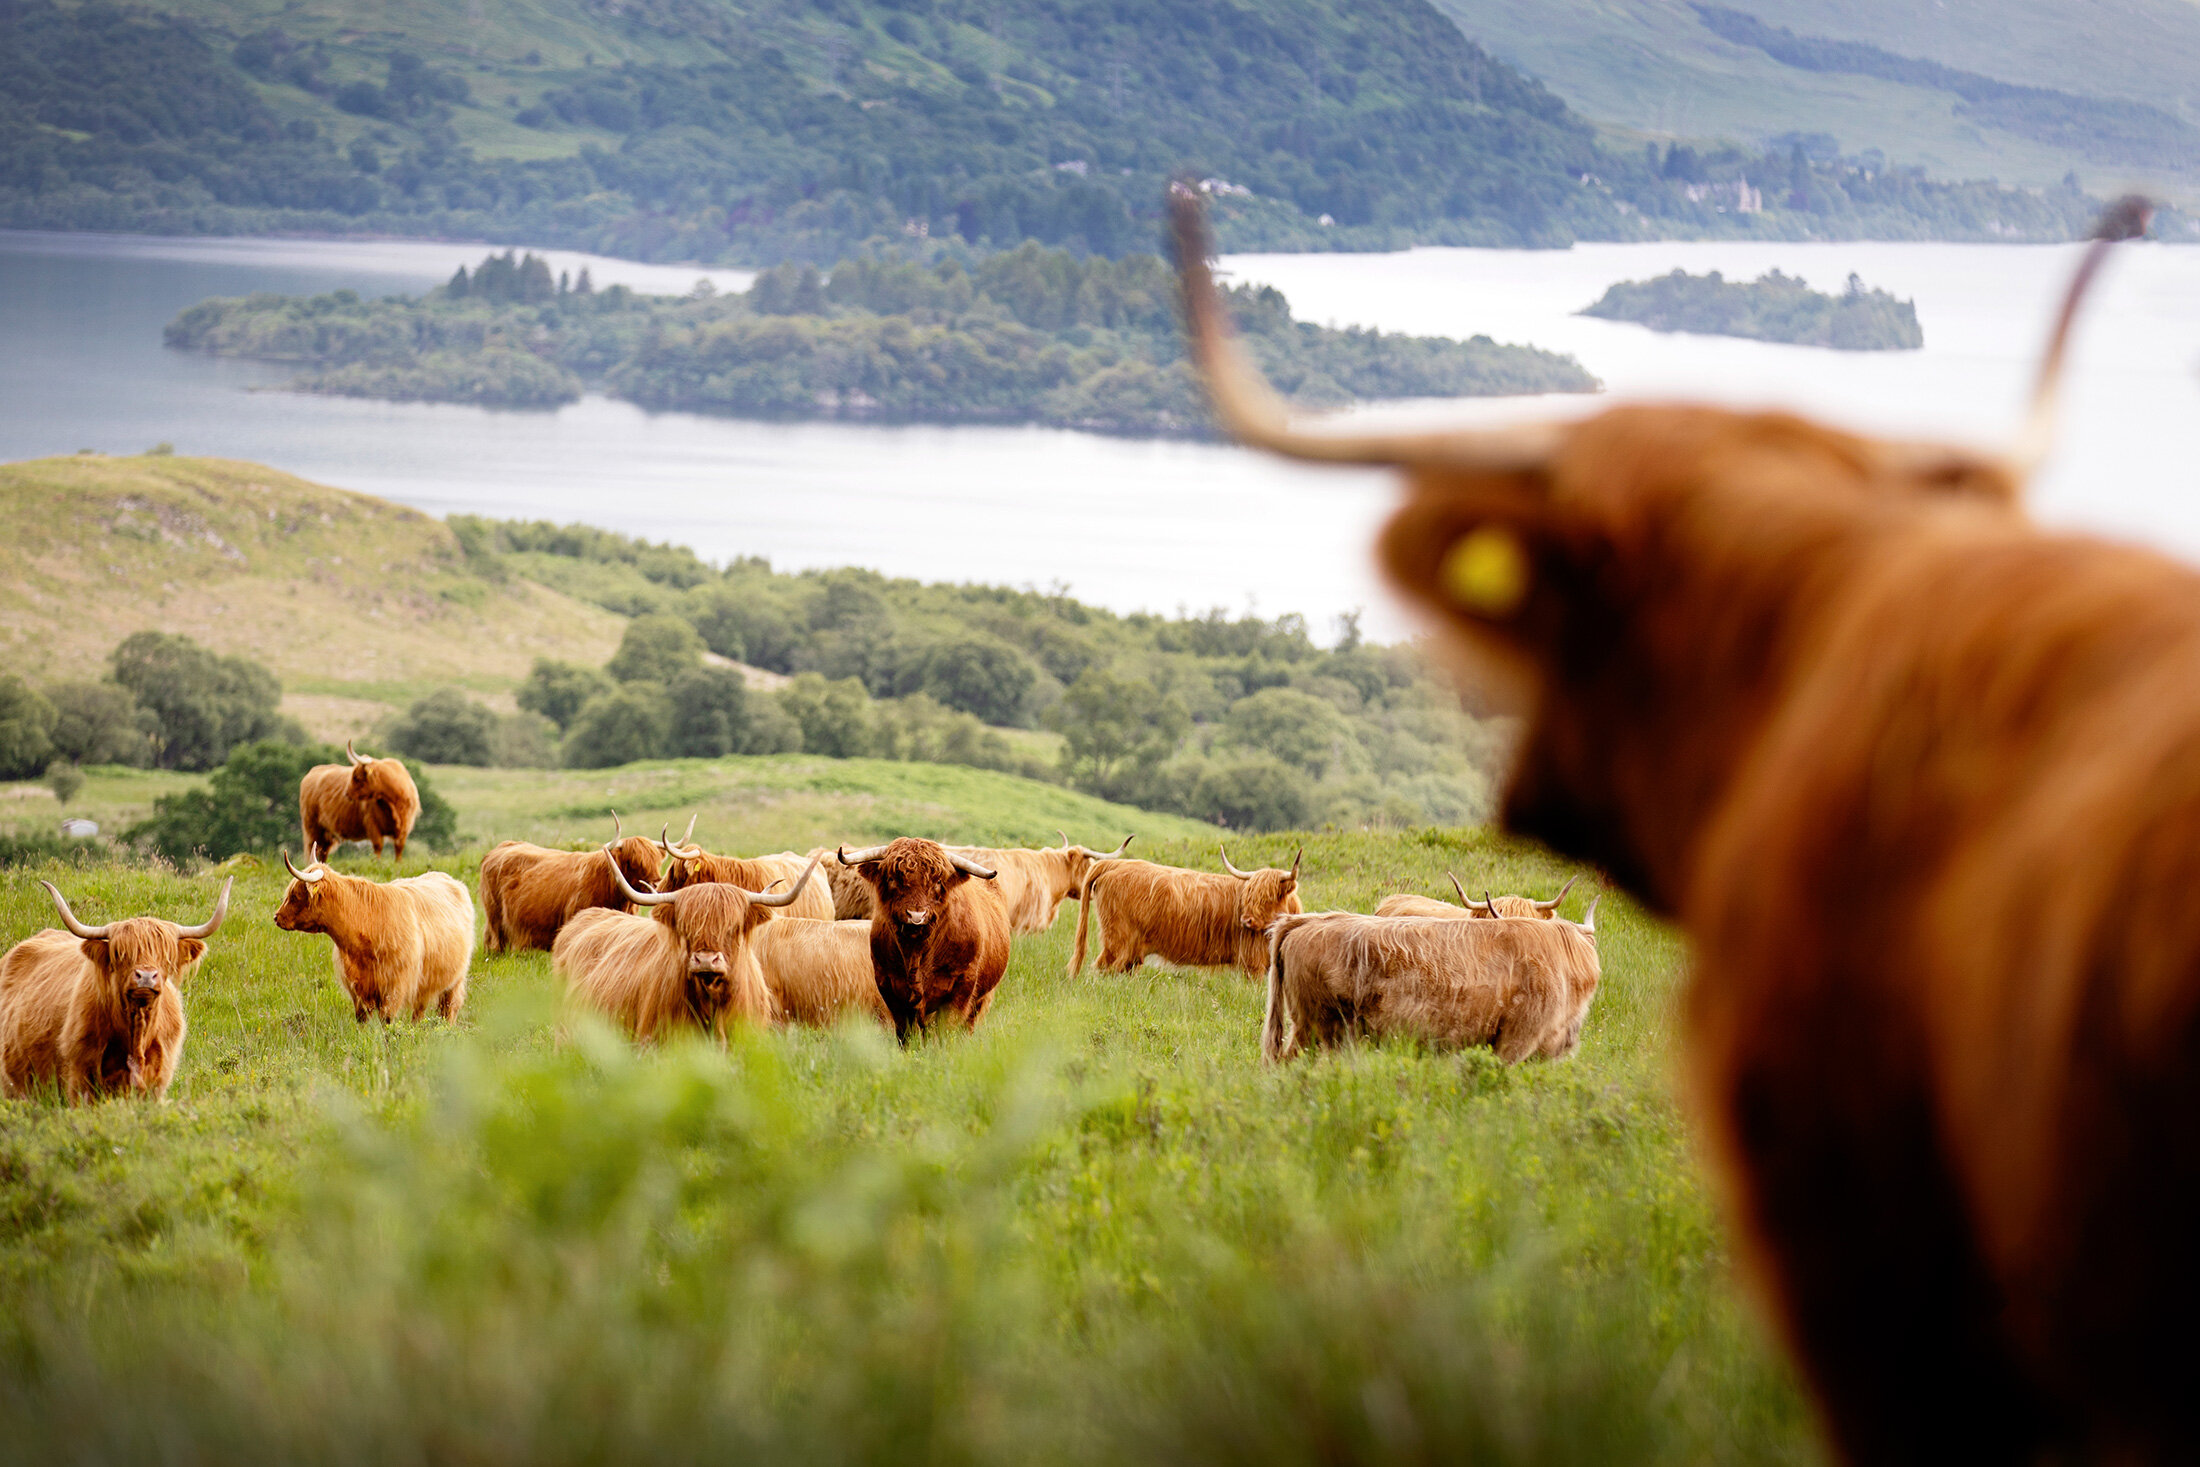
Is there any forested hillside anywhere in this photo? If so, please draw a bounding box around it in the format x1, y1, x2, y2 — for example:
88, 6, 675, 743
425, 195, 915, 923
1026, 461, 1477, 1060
0, 0, 2128, 258
163, 244, 1595, 428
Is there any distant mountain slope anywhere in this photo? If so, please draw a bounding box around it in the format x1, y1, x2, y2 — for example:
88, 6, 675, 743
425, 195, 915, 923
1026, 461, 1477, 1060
0, 0, 2127, 256
1431, 0, 2200, 203
0, 454, 622, 699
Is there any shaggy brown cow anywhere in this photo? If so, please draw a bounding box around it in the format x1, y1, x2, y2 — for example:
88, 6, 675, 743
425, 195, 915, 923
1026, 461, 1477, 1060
947, 832, 1133, 934
656, 817, 835, 920
750, 918, 893, 1029
1178, 188, 2185, 1462
1375, 872, 1579, 920
479, 814, 665, 952
273, 850, 473, 1022
554, 852, 812, 1043
1264, 898, 1601, 1064
836, 838, 1010, 1041
299, 740, 421, 860
1069, 845, 1304, 978
822, 851, 876, 920
0, 878, 230, 1102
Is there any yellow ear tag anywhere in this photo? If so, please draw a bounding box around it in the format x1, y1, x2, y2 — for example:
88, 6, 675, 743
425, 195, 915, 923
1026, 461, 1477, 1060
1439, 527, 1530, 616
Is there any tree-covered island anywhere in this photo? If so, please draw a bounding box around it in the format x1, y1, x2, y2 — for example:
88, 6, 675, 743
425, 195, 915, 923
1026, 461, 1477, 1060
165, 245, 1599, 433
1579, 268, 1924, 350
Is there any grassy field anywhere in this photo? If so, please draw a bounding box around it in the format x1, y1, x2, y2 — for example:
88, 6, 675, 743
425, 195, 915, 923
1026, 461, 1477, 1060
0, 755, 1823, 1463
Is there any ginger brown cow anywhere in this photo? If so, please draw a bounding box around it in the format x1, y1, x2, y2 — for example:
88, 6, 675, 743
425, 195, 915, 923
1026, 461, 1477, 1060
750, 918, 892, 1029
1178, 187, 2184, 1462
822, 851, 876, 920
947, 832, 1132, 935
836, 838, 1010, 1042
656, 817, 835, 920
0, 878, 230, 1102
479, 815, 665, 952
1263, 897, 1601, 1064
300, 740, 421, 860
273, 851, 473, 1022
554, 852, 811, 1043
1069, 844, 1303, 978
1376, 872, 1579, 920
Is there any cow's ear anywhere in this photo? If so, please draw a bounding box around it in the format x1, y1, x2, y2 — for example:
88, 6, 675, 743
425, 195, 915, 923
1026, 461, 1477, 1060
80, 938, 109, 971
744, 903, 774, 934
349, 764, 370, 791
176, 937, 207, 970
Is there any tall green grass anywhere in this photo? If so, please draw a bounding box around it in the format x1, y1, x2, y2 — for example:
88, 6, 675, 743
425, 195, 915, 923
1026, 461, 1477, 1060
0, 830, 1820, 1464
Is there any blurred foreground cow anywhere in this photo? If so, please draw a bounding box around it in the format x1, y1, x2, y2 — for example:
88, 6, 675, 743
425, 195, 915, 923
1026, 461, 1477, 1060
0, 878, 230, 1101
274, 851, 472, 1022
657, 817, 835, 920
751, 919, 892, 1029
479, 815, 664, 952
554, 853, 814, 1043
1376, 872, 1579, 920
1070, 845, 1303, 978
948, 832, 1133, 934
299, 741, 420, 860
836, 839, 1009, 1041
1264, 899, 1600, 1064
1178, 188, 2181, 1461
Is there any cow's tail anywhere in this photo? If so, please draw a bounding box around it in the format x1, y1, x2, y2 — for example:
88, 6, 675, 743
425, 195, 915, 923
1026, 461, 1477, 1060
1261, 917, 1293, 1065
1069, 865, 1105, 977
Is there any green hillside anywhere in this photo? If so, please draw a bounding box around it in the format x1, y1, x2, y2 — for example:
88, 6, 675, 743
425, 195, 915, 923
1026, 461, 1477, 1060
0, 0, 2127, 256
1433, 0, 2200, 204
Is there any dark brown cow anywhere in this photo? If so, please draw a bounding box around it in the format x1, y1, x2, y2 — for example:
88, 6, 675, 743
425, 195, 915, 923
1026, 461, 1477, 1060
300, 740, 421, 859
478, 814, 666, 952
835, 838, 1010, 1042
1177, 188, 2181, 1462
1069, 845, 1304, 978
0, 878, 230, 1101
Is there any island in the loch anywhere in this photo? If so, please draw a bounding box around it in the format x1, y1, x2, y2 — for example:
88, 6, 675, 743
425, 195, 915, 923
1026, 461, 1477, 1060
164, 246, 1599, 436
1579, 267, 1924, 350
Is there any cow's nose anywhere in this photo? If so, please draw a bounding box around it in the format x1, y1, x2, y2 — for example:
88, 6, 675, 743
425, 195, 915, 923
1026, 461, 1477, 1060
129, 969, 162, 998
901, 910, 930, 926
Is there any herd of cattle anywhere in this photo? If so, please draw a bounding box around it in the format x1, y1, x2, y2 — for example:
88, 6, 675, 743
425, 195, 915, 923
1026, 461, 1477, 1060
0, 744, 1605, 1103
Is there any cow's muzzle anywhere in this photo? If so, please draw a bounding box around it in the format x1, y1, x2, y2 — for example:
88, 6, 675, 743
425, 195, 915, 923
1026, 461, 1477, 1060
127, 969, 163, 1005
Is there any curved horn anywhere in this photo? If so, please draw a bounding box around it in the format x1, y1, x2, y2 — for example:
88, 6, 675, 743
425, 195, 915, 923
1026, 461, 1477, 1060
1169, 185, 1564, 471
39, 881, 109, 940
2010, 194, 2152, 475
1483, 891, 1499, 917
1056, 828, 1073, 850
838, 843, 890, 866
282, 849, 326, 885
1579, 892, 1602, 936
1534, 873, 1581, 914
1446, 871, 1481, 909
175, 877, 234, 940
745, 856, 820, 908
947, 850, 998, 880
1095, 835, 1133, 859
1288, 847, 1303, 884
345, 739, 369, 766
610, 809, 624, 841
605, 844, 676, 905
1219, 843, 1252, 879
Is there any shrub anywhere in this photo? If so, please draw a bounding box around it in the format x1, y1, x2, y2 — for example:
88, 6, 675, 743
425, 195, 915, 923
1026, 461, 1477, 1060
606, 615, 705, 685
44, 760, 84, 805
1188, 754, 1315, 832
128, 740, 339, 864
490, 711, 560, 768
683, 582, 801, 670
110, 631, 287, 771
739, 695, 804, 755
0, 827, 106, 869
777, 674, 875, 759
517, 659, 615, 732
1217, 687, 1362, 780
562, 687, 671, 769
666, 667, 749, 759
909, 637, 1041, 727
44, 680, 154, 766
0, 675, 57, 780
387, 688, 498, 765
129, 741, 457, 863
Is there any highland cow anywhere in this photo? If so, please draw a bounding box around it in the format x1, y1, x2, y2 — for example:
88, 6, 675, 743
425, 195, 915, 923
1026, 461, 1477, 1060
750, 918, 893, 1029
273, 850, 473, 1022
947, 832, 1132, 934
300, 740, 421, 860
478, 814, 665, 952
836, 838, 1010, 1041
0, 878, 230, 1102
656, 817, 835, 920
1069, 845, 1303, 978
1375, 872, 1579, 920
